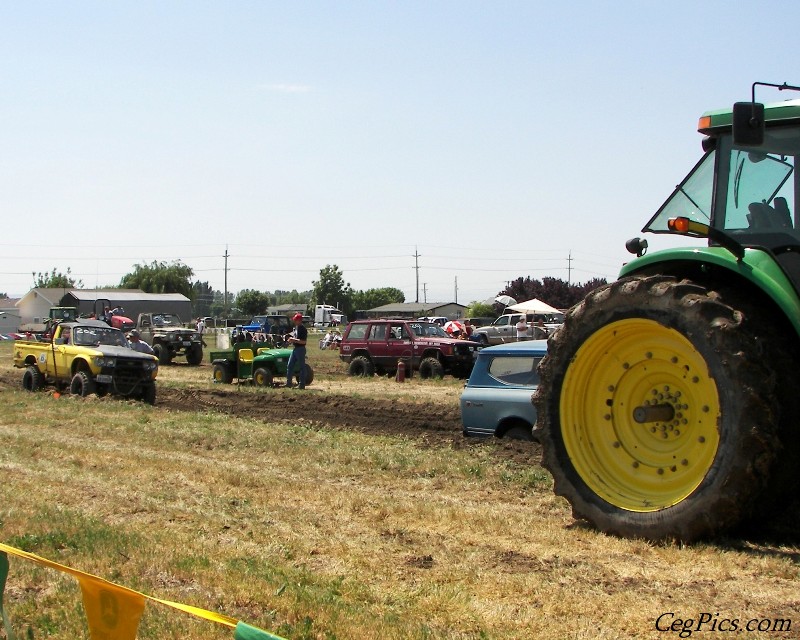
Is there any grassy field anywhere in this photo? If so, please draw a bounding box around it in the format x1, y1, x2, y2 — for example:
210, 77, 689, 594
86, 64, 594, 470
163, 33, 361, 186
1, 339, 799, 639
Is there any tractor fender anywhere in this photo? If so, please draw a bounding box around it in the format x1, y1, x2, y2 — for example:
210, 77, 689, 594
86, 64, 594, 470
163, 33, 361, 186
622, 246, 800, 340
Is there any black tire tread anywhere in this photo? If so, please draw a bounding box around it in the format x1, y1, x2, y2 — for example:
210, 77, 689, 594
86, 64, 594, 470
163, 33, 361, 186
535, 275, 779, 541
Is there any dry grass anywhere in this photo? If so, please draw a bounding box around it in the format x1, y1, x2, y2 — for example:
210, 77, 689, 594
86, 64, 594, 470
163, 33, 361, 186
1, 341, 799, 639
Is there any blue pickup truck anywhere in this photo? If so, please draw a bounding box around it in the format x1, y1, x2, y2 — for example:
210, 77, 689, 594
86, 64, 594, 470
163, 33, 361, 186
241, 315, 291, 335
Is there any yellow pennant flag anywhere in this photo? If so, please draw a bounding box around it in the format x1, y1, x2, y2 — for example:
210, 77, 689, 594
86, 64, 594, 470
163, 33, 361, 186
77, 574, 145, 640
0, 543, 286, 640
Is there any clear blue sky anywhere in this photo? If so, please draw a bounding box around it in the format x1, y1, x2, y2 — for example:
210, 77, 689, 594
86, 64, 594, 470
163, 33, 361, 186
2, 1, 798, 305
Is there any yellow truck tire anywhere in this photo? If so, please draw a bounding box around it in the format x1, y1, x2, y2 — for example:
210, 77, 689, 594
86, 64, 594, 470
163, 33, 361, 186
22, 366, 44, 392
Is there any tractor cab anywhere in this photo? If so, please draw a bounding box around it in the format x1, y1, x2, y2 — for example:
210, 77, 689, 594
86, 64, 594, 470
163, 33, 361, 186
635, 94, 800, 296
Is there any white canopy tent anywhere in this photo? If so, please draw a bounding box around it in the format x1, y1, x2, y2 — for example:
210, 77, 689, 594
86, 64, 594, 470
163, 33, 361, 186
507, 298, 561, 315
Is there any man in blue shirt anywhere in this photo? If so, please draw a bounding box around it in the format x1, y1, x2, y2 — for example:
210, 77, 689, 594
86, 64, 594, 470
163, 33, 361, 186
285, 313, 308, 389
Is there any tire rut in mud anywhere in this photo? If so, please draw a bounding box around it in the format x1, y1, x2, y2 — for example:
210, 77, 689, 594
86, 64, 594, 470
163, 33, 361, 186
0, 370, 540, 464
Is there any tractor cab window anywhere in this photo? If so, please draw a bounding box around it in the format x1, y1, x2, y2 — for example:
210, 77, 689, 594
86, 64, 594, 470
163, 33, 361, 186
721, 130, 798, 234
645, 127, 800, 244
643, 150, 716, 233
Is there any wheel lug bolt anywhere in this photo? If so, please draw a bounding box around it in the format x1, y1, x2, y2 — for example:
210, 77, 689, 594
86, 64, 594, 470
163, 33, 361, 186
657, 468, 664, 474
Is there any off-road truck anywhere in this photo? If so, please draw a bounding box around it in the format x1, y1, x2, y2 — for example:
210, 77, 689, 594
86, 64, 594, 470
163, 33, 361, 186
136, 312, 203, 365
535, 82, 800, 541
339, 318, 480, 379
14, 319, 158, 403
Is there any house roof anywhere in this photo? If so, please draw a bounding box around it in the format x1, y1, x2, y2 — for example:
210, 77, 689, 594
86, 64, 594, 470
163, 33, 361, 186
0, 297, 20, 310
16, 288, 76, 308
17, 287, 191, 308
270, 303, 307, 312
67, 289, 189, 302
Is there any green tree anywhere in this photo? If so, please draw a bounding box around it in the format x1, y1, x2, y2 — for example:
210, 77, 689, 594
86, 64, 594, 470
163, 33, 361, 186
192, 281, 218, 317
498, 275, 608, 311
351, 287, 405, 311
120, 261, 194, 298
312, 265, 353, 315
33, 267, 82, 289
210, 291, 226, 318
235, 289, 271, 316
465, 301, 496, 318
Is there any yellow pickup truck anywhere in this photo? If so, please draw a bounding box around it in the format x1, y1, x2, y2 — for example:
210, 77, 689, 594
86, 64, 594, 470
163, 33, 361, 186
13, 319, 159, 404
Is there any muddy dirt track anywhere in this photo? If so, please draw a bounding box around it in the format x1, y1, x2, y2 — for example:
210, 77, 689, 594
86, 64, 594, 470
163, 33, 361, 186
0, 370, 541, 465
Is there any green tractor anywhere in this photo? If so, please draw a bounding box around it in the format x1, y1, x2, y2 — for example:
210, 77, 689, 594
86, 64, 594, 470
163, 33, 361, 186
536, 82, 800, 541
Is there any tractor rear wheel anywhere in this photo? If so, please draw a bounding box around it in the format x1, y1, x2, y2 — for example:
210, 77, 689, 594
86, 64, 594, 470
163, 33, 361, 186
535, 275, 779, 542
303, 364, 314, 386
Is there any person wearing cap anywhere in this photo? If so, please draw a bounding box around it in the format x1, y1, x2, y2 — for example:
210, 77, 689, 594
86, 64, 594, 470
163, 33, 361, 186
127, 329, 154, 355
285, 313, 308, 389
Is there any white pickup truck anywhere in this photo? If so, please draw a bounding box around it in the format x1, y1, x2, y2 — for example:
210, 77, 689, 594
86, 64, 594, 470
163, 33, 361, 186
471, 314, 548, 345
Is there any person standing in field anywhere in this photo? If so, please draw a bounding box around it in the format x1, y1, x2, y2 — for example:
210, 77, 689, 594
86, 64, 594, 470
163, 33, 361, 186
515, 315, 529, 341
196, 317, 207, 346
285, 313, 308, 389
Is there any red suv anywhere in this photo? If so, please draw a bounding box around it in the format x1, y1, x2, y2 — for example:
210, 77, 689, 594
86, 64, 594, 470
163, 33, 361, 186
339, 318, 480, 378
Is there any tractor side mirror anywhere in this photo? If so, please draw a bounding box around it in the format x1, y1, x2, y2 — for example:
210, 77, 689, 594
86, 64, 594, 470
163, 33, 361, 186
733, 102, 765, 146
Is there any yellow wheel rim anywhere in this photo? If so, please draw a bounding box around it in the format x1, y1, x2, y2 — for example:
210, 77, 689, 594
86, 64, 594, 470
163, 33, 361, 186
213, 367, 224, 382
561, 318, 720, 512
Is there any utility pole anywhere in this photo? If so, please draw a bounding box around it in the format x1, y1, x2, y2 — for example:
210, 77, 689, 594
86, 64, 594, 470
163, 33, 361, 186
454, 276, 458, 304
413, 246, 421, 303
567, 251, 573, 285
223, 246, 229, 317
423, 282, 428, 304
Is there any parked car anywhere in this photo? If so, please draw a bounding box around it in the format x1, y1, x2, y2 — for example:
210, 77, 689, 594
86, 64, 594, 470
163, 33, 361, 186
340, 318, 480, 379
460, 340, 547, 441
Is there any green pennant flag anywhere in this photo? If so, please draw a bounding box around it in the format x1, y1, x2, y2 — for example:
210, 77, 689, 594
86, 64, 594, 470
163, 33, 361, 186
1, 552, 17, 640
234, 621, 287, 640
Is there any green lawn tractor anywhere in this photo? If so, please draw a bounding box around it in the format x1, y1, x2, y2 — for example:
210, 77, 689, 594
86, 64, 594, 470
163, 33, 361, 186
209, 341, 314, 387
535, 82, 800, 541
